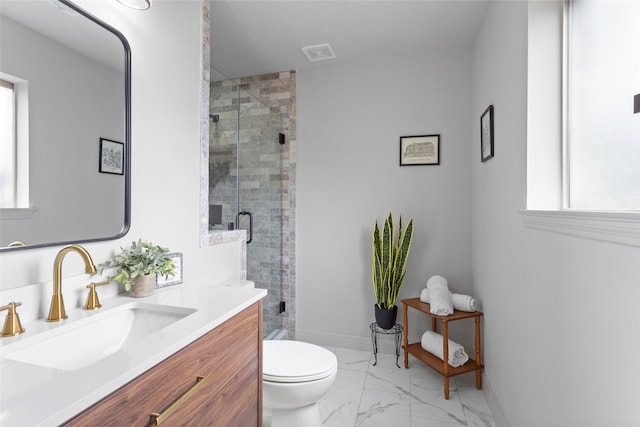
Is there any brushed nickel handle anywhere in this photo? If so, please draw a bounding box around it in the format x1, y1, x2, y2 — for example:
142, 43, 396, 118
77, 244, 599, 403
150, 374, 210, 425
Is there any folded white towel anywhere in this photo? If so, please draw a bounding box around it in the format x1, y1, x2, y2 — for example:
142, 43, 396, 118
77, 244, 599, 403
426, 275, 453, 316
421, 330, 469, 368
420, 288, 478, 312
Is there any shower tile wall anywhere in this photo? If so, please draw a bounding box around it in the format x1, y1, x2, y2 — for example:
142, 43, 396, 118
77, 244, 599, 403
209, 71, 296, 338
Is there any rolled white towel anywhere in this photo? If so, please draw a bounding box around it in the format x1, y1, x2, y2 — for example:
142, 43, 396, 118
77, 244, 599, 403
421, 330, 469, 368
426, 275, 453, 316
419, 287, 429, 303
420, 289, 478, 312
450, 293, 478, 312
426, 275, 448, 288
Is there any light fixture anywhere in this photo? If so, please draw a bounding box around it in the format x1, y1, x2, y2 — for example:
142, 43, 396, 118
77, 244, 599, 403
301, 43, 336, 62
116, 0, 151, 10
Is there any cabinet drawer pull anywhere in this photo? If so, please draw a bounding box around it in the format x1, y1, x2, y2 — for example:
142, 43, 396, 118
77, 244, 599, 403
150, 374, 211, 425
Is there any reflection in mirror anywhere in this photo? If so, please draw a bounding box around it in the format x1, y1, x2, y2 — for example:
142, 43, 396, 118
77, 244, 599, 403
0, 0, 130, 251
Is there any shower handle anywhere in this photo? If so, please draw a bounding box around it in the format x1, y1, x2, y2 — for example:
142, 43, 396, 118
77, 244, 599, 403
237, 211, 253, 244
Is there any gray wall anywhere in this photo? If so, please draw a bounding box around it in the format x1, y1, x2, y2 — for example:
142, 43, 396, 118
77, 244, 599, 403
297, 3, 640, 426
471, 3, 640, 426
297, 46, 474, 348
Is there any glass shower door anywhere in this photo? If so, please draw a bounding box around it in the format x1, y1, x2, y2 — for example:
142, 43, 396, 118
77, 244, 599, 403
236, 88, 285, 339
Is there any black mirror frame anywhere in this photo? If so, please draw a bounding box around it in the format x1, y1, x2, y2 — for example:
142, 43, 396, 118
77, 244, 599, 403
1, 0, 131, 252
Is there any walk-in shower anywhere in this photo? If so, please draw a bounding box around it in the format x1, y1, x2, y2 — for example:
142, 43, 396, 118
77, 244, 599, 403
208, 70, 296, 339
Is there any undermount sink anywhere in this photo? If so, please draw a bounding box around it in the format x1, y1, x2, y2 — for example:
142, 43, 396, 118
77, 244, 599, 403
2, 302, 196, 371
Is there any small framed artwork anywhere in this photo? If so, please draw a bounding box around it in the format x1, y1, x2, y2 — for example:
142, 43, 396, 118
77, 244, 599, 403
480, 105, 494, 162
156, 252, 183, 288
399, 134, 440, 166
99, 138, 124, 175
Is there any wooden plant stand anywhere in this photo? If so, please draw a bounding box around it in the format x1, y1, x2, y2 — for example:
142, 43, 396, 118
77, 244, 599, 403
402, 297, 483, 400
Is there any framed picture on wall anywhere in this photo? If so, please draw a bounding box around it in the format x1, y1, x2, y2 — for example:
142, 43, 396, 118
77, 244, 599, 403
480, 105, 494, 162
399, 134, 440, 166
99, 138, 124, 175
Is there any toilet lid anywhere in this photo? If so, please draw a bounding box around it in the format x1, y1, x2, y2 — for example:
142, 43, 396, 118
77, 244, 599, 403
263, 340, 337, 383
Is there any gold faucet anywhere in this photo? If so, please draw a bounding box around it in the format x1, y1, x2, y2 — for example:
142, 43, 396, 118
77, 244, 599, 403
47, 245, 97, 322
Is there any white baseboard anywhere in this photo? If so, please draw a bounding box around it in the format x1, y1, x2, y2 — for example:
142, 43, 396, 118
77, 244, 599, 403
296, 328, 405, 356
482, 374, 509, 427
296, 329, 373, 352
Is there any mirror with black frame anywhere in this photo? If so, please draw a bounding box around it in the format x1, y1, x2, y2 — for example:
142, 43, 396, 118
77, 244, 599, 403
0, 0, 131, 251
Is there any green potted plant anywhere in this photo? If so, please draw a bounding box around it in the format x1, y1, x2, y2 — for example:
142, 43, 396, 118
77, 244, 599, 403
99, 239, 175, 297
371, 212, 414, 329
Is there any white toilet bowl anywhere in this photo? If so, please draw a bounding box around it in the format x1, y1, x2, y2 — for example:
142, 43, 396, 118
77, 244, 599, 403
263, 340, 338, 427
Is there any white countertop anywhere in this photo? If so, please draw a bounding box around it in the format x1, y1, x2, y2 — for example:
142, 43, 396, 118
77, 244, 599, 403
0, 284, 266, 427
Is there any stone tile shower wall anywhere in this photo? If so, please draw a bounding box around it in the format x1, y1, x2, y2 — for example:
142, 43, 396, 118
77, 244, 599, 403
209, 72, 296, 338
209, 79, 239, 229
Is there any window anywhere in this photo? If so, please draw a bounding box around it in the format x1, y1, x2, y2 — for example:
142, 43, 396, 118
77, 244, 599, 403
565, 0, 640, 211
524, 1, 640, 246
0, 74, 29, 211
0, 79, 16, 208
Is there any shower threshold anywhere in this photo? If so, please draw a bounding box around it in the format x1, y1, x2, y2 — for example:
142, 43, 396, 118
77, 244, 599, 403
265, 329, 288, 340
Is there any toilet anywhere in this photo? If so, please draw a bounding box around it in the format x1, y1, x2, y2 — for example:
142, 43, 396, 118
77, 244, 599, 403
263, 340, 338, 427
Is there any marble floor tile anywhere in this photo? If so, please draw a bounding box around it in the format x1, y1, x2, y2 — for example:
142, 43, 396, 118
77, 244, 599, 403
458, 385, 497, 427
320, 368, 366, 427
410, 417, 466, 427
355, 388, 411, 427
330, 347, 373, 372
365, 353, 411, 394
315, 346, 496, 427
408, 359, 459, 392
410, 384, 466, 425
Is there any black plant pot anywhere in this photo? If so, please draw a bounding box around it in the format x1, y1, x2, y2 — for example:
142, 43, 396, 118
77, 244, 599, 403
374, 304, 398, 329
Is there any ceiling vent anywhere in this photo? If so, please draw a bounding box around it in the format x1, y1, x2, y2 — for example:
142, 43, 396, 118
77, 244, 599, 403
301, 43, 337, 62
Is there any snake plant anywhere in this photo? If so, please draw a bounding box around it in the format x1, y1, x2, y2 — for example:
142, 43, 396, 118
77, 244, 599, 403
372, 213, 414, 310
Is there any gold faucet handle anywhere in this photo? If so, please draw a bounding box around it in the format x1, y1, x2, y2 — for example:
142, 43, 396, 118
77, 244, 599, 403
83, 280, 110, 311
1, 302, 26, 337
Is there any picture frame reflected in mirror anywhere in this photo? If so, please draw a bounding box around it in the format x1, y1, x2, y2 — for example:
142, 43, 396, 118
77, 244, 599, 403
99, 138, 124, 175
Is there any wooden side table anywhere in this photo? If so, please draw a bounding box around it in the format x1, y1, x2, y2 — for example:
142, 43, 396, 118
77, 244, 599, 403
402, 297, 483, 400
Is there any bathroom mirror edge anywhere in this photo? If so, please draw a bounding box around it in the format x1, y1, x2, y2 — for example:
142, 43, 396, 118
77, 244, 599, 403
0, 0, 132, 252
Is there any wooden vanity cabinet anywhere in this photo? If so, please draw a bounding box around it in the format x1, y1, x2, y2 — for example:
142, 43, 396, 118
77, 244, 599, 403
63, 301, 263, 427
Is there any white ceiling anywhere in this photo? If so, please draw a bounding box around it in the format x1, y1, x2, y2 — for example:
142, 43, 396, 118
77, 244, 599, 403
210, 0, 491, 80
1, 0, 125, 72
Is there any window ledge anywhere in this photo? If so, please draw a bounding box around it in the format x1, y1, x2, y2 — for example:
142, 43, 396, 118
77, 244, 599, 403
519, 209, 640, 247
0, 207, 37, 220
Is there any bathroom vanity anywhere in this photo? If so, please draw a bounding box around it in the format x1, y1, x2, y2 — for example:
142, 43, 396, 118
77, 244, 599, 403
0, 285, 266, 426
64, 299, 262, 426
